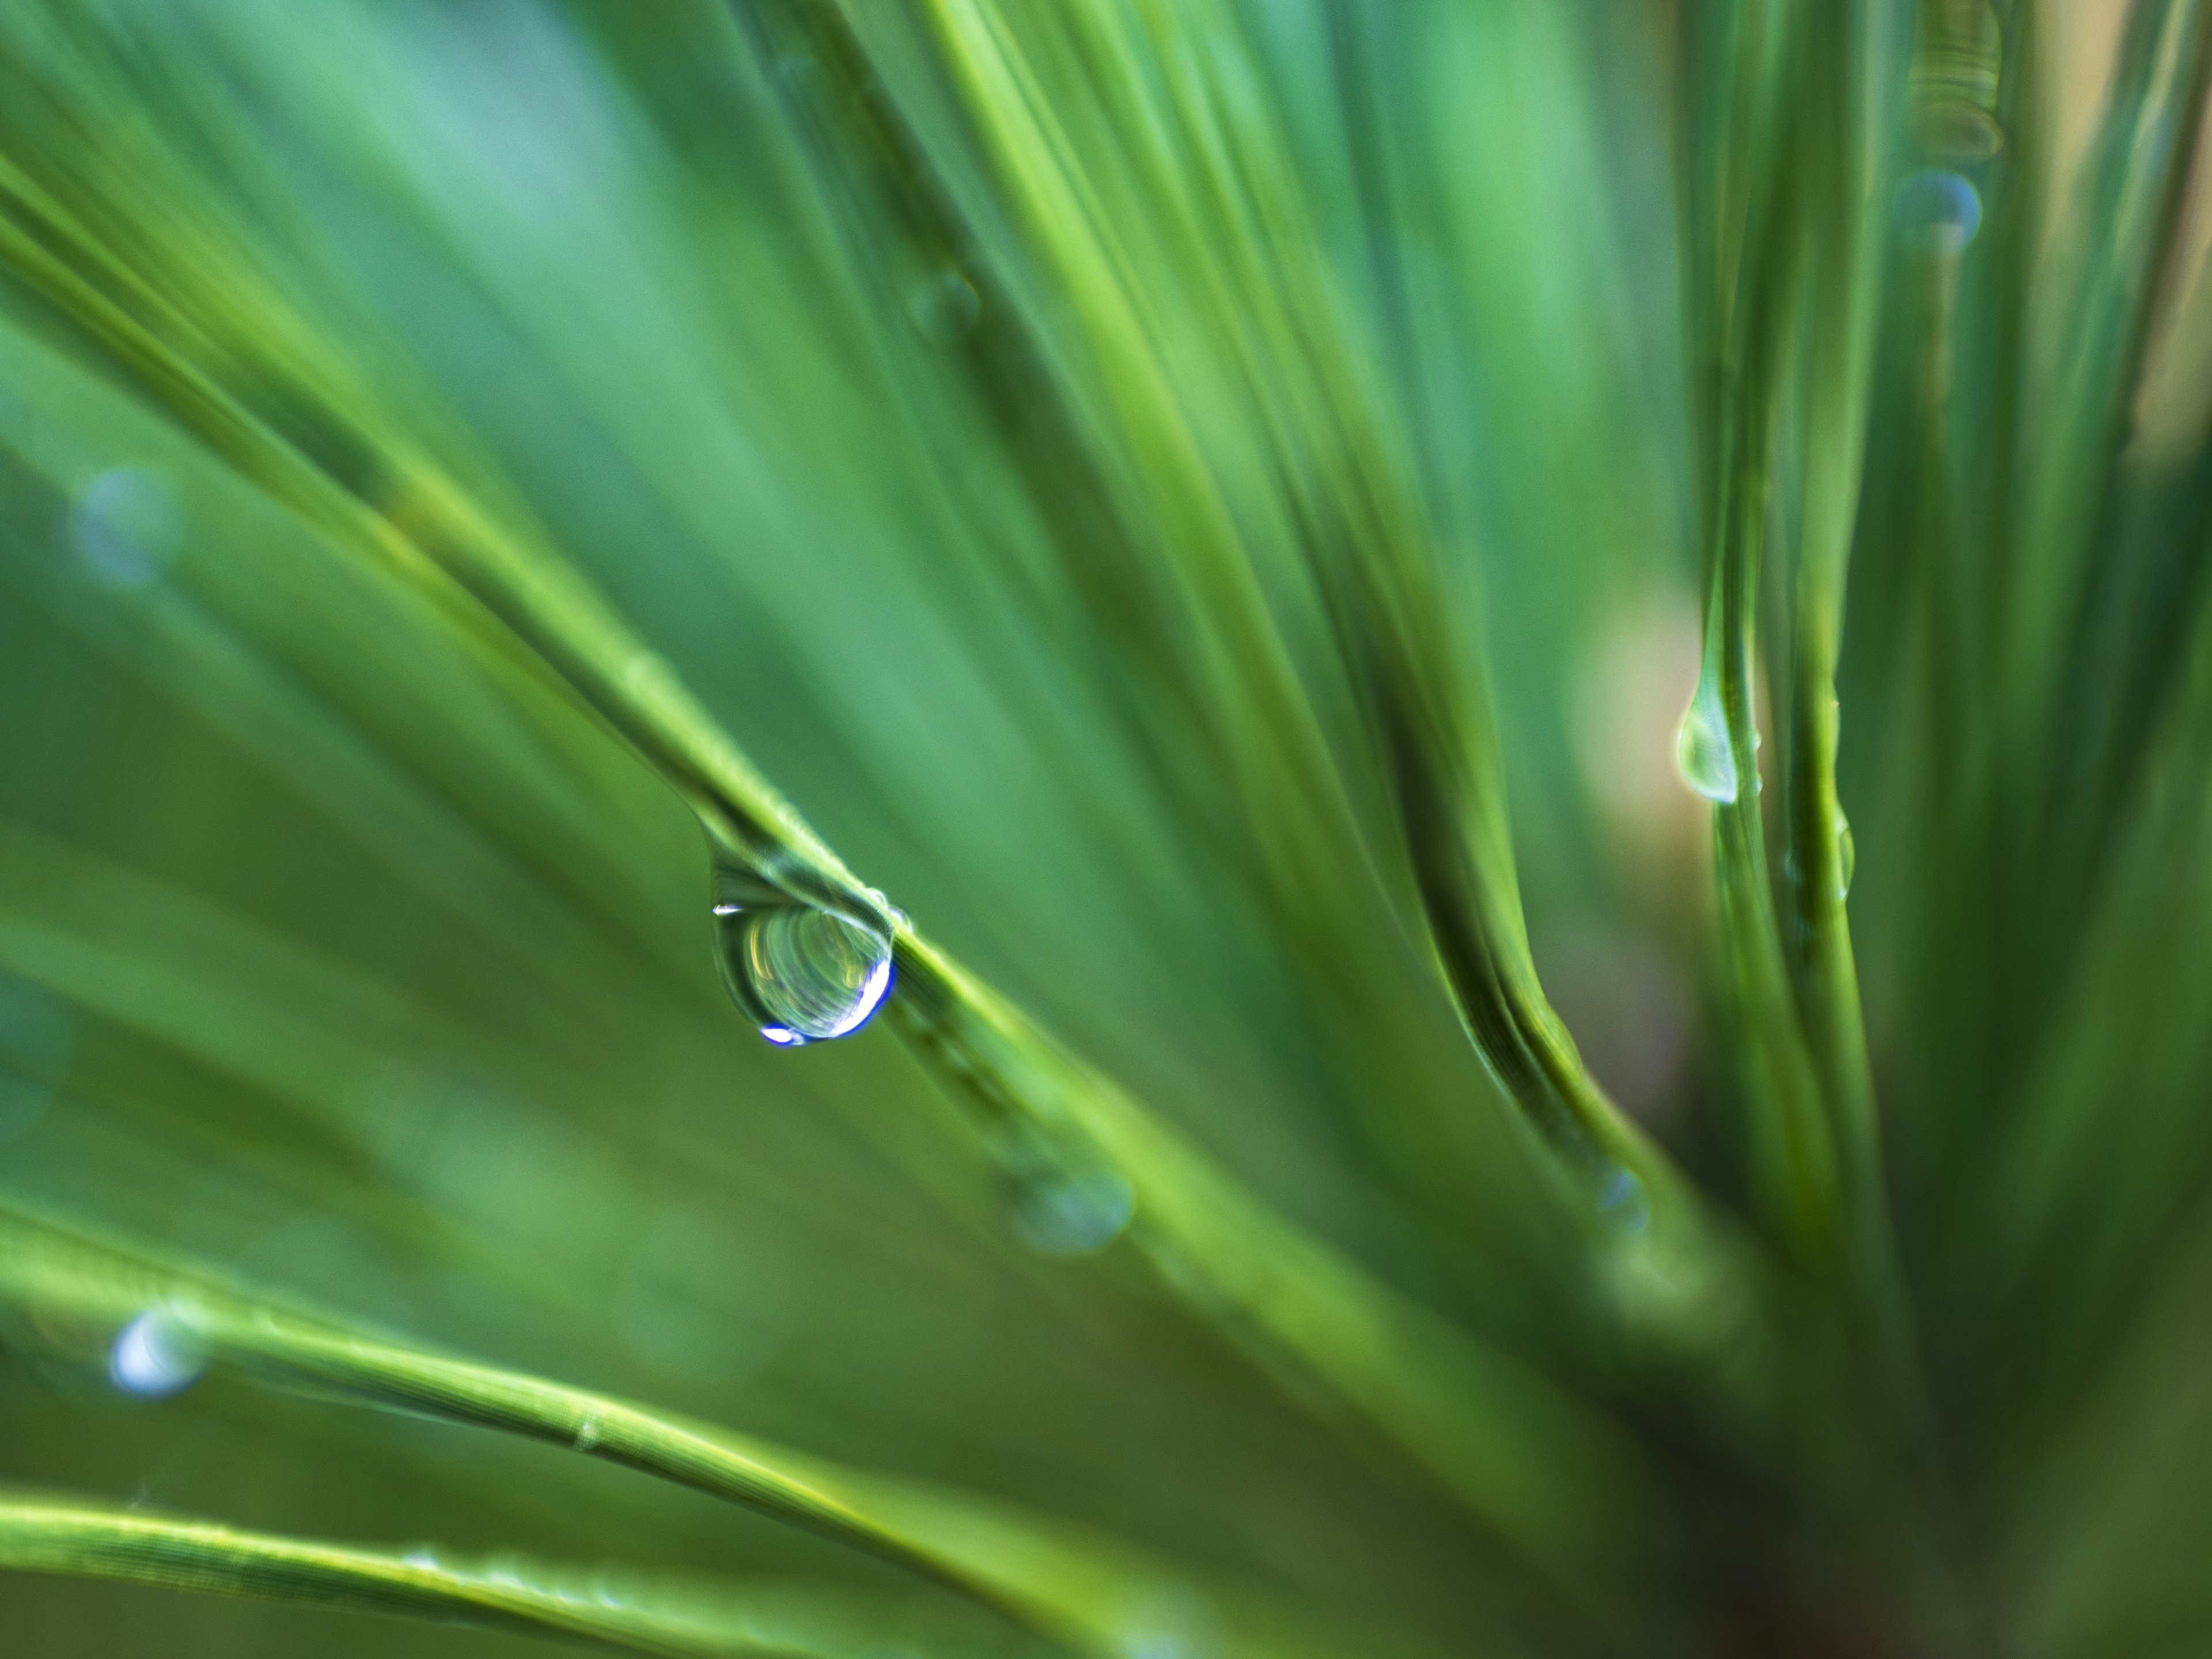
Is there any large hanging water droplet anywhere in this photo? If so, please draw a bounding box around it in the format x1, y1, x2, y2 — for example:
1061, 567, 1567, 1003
1673, 677, 1738, 803
712, 866, 893, 1047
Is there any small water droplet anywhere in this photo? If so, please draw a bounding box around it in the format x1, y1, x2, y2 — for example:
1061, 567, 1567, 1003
1834, 811, 1856, 900
907, 267, 980, 343
573, 1411, 601, 1452
108, 1309, 206, 1397
1007, 1165, 1135, 1257
1673, 678, 1738, 802
713, 866, 893, 1046
71, 467, 180, 589
401, 1547, 441, 1572
1115, 1590, 1219, 1659
1597, 1167, 1651, 1234
1897, 169, 1982, 253
863, 885, 909, 928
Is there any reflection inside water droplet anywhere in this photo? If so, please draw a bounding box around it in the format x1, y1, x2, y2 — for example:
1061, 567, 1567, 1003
711, 865, 894, 1046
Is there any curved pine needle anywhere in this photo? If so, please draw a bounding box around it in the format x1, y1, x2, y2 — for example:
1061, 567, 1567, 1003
0, 1489, 1044, 1659
0, 1206, 1281, 1658
1673, 0, 1844, 1269
908, 0, 1665, 1205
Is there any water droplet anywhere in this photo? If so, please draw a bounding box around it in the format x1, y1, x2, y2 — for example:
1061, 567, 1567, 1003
400, 1547, 442, 1572
1897, 169, 1982, 253
1007, 1166, 1134, 1257
1115, 1589, 1218, 1659
108, 1309, 206, 1397
71, 467, 180, 589
907, 267, 980, 343
1834, 811, 1856, 900
573, 1411, 601, 1452
1597, 1167, 1651, 1234
1673, 677, 1738, 802
713, 866, 893, 1046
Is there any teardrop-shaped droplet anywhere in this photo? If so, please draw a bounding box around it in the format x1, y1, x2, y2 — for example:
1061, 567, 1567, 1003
1834, 811, 1856, 900
712, 869, 893, 1047
1673, 678, 1738, 803
1007, 1166, 1135, 1257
